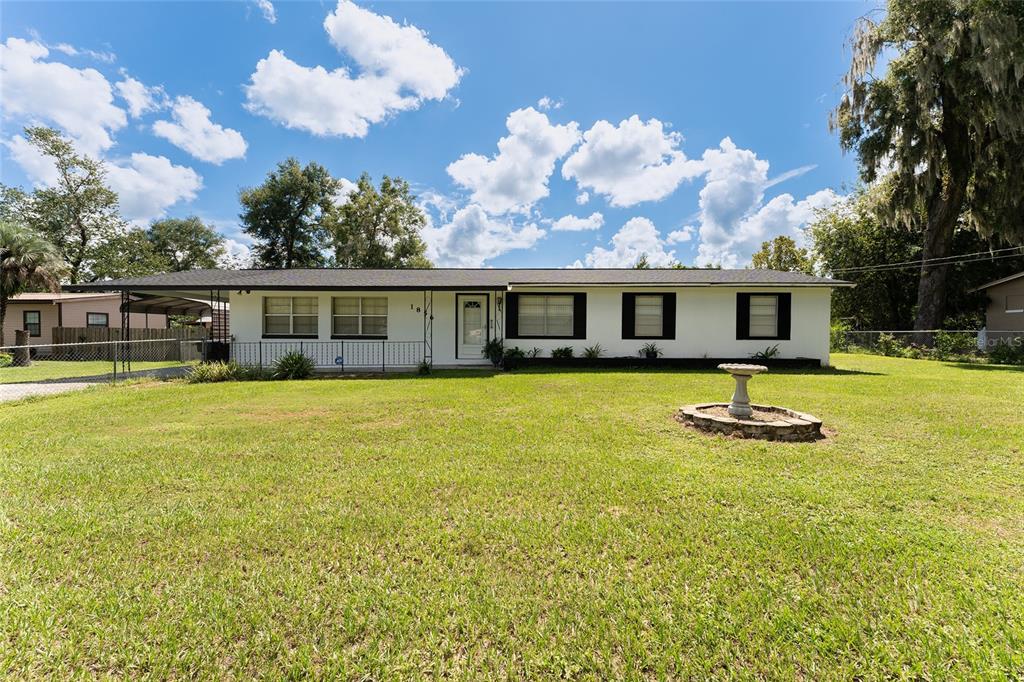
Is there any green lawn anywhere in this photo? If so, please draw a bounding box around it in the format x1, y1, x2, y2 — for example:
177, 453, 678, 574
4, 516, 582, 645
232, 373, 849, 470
0, 360, 183, 384
1, 354, 1022, 678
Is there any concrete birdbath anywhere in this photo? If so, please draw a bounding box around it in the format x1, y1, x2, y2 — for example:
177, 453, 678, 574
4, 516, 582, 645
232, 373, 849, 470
675, 363, 824, 442
717, 363, 768, 417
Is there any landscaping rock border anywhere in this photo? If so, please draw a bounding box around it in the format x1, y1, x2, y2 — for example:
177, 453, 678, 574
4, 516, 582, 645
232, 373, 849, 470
676, 403, 823, 442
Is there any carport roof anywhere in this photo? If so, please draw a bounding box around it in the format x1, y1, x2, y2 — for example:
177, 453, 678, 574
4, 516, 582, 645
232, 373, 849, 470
64, 267, 851, 292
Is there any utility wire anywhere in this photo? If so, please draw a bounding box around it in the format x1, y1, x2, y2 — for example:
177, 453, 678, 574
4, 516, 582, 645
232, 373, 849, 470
828, 246, 1024, 275
831, 246, 1023, 273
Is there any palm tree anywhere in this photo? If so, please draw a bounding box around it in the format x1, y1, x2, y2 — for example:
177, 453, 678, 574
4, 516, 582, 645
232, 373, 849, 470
1, 222, 66, 347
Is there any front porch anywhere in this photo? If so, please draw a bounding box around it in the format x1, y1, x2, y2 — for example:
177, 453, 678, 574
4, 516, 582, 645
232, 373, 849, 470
227, 339, 428, 372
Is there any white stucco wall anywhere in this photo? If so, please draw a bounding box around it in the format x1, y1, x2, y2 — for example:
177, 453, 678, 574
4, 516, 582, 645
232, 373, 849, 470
228, 286, 832, 366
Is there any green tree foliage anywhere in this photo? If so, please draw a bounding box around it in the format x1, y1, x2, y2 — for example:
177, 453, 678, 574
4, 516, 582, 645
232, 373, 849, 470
632, 254, 651, 269
239, 159, 340, 269
832, 0, 1024, 331
90, 229, 168, 281
809, 188, 1021, 329
146, 217, 227, 271
331, 174, 431, 268
0, 186, 30, 224
750, 235, 815, 274
0, 221, 66, 346
16, 127, 125, 283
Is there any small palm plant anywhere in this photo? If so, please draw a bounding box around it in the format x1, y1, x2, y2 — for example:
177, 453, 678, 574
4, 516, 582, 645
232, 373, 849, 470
272, 350, 316, 380
0, 222, 66, 347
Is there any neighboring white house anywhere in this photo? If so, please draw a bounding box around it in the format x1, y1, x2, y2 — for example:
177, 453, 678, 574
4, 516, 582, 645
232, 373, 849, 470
66, 268, 852, 368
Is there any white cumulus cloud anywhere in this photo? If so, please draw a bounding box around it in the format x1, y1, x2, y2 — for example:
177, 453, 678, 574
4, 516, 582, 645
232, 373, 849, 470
153, 96, 247, 164
562, 115, 704, 207
422, 203, 545, 267
575, 191, 589, 205
0, 37, 126, 156
115, 75, 166, 118
692, 138, 840, 267
334, 176, 359, 206
667, 226, 694, 244
573, 217, 676, 268
4, 135, 61, 186
106, 153, 203, 224
245, 0, 463, 138
447, 107, 580, 214
550, 212, 604, 232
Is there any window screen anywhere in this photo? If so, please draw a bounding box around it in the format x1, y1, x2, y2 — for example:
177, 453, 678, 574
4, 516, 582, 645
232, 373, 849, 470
263, 297, 318, 336
518, 295, 573, 337
634, 295, 664, 337
23, 311, 41, 337
749, 295, 778, 337
86, 312, 108, 328
332, 297, 388, 336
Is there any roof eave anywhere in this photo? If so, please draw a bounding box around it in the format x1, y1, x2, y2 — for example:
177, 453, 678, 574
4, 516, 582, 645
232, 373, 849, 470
969, 270, 1024, 293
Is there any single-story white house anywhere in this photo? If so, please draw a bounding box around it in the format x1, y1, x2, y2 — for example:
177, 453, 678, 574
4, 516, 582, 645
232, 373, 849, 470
66, 268, 852, 368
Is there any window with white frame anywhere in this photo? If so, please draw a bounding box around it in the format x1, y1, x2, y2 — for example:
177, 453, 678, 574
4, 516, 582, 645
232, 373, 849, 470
1006, 295, 1024, 313
634, 295, 664, 337
749, 295, 779, 337
332, 297, 388, 337
263, 296, 318, 336
517, 294, 574, 337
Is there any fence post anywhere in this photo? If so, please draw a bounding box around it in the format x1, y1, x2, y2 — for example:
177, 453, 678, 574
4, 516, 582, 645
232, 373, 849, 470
382, 339, 386, 373
13, 330, 30, 367
259, 341, 263, 371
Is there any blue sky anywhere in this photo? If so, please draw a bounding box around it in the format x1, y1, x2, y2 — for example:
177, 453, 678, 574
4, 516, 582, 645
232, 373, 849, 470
1, 0, 871, 268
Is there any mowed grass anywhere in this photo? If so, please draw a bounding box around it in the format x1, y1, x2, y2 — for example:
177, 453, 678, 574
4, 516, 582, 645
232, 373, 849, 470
0, 360, 182, 384
1, 355, 1022, 678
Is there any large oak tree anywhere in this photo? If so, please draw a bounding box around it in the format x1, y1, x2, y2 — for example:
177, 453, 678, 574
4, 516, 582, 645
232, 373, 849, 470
17, 127, 125, 283
833, 0, 1024, 332
239, 159, 340, 269
330, 174, 431, 269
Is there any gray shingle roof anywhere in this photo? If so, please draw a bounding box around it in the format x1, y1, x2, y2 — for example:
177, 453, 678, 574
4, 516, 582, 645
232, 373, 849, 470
65, 268, 850, 292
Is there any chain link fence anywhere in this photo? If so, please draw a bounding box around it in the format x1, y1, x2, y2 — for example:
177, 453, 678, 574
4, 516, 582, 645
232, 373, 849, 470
835, 329, 1024, 363
0, 338, 195, 384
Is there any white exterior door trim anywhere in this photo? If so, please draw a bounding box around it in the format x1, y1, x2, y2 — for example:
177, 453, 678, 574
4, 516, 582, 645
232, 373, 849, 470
456, 293, 489, 360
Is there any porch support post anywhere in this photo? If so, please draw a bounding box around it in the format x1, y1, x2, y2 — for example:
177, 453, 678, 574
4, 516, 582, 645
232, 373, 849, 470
494, 288, 503, 342
120, 290, 131, 373
422, 289, 433, 366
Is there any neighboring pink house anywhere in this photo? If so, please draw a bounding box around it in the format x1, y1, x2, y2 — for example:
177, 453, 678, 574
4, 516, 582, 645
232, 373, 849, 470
2, 292, 170, 347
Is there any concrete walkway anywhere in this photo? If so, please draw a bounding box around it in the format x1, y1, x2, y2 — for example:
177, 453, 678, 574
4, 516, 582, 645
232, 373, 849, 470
0, 366, 190, 404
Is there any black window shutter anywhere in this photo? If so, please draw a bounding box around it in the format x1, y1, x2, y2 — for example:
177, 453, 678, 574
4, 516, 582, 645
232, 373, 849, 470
505, 293, 519, 338
662, 293, 676, 340
777, 293, 792, 340
572, 293, 587, 339
736, 293, 751, 340
621, 293, 637, 339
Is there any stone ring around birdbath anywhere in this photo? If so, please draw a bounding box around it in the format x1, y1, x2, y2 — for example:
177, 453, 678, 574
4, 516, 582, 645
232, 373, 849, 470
675, 363, 824, 442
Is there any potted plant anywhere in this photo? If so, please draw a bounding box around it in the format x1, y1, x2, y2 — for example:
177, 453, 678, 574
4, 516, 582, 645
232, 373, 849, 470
639, 342, 662, 359
482, 338, 504, 367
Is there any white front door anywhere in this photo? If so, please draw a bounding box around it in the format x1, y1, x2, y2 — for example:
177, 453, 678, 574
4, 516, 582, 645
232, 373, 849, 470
457, 294, 488, 360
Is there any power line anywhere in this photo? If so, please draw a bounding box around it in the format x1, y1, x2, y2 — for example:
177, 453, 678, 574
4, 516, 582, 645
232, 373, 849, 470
831, 246, 1023, 273
828, 246, 1024, 274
